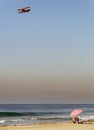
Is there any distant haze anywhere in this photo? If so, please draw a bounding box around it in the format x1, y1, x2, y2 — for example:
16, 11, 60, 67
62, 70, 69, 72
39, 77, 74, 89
0, 73, 94, 104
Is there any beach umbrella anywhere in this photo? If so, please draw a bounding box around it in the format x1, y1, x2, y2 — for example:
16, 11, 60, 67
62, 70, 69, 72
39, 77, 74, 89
70, 109, 83, 117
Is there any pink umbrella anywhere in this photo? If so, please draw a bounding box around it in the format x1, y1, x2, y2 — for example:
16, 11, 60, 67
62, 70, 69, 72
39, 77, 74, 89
70, 109, 83, 117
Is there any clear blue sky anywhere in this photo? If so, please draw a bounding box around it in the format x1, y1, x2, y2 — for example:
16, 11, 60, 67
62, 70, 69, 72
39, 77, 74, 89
0, 0, 94, 104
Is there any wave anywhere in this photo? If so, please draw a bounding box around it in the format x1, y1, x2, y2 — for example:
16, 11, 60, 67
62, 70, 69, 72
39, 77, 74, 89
0, 111, 65, 117
37, 116, 72, 121
0, 112, 38, 117
0, 116, 72, 126
0, 115, 94, 126
0, 112, 94, 122
0, 112, 26, 117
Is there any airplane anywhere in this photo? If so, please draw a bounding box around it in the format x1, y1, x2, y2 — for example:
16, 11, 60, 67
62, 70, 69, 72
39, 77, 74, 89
17, 6, 31, 13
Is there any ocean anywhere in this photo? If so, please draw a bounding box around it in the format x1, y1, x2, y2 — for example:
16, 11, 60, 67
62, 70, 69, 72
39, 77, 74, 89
0, 104, 94, 126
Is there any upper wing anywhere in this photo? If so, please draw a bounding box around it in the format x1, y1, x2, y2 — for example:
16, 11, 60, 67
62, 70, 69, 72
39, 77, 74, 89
23, 6, 30, 9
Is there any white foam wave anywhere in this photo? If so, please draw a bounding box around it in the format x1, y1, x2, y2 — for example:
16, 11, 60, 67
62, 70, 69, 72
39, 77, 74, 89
31, 118, 37, 120
79, 116, 94, 121
10, 119, 23, 122
0, 120, 5, 123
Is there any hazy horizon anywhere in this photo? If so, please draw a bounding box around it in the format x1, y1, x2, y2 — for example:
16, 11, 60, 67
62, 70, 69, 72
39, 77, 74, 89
0, 0, 94, 104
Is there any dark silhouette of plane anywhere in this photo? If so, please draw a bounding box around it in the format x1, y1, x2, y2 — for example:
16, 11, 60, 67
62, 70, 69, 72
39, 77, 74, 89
17, 6, 31, 13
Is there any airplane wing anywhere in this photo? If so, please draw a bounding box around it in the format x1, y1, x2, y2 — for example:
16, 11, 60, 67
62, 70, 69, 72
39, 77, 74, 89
17, 8, 23, 11
18, 7, 30, 10
23, 6, 30, 9
17, 6, 31, 13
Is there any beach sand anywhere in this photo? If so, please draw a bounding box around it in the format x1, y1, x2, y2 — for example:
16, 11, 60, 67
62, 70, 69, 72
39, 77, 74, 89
0, 122, 94, 130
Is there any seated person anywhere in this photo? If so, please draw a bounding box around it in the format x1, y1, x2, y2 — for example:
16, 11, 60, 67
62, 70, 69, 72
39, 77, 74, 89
72, 116, 79, 124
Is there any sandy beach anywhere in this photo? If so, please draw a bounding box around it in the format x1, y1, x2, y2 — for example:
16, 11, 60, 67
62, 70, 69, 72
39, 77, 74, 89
0, 122, 94, 130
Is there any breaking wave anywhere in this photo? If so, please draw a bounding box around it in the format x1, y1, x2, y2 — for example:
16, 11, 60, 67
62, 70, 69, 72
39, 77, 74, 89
0, 111, 67, 117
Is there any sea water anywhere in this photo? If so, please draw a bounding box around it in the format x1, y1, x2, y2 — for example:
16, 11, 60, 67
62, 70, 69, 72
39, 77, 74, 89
0, 104, 94, 126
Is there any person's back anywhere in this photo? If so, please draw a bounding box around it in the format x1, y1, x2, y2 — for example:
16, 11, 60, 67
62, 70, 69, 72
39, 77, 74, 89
72, 117, 79, 124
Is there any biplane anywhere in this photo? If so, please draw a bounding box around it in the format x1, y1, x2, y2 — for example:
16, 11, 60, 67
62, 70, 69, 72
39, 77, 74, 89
17, 6, 31, 13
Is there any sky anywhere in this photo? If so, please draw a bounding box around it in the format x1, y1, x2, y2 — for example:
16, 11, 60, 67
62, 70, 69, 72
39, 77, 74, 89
0, 0, 94, 104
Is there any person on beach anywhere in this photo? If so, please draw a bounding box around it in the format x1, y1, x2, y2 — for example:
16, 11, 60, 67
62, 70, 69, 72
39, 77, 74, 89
72, 116, 79, 124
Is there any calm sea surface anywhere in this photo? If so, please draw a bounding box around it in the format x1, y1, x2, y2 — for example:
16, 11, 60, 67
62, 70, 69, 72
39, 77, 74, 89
0, 104, 93, 126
